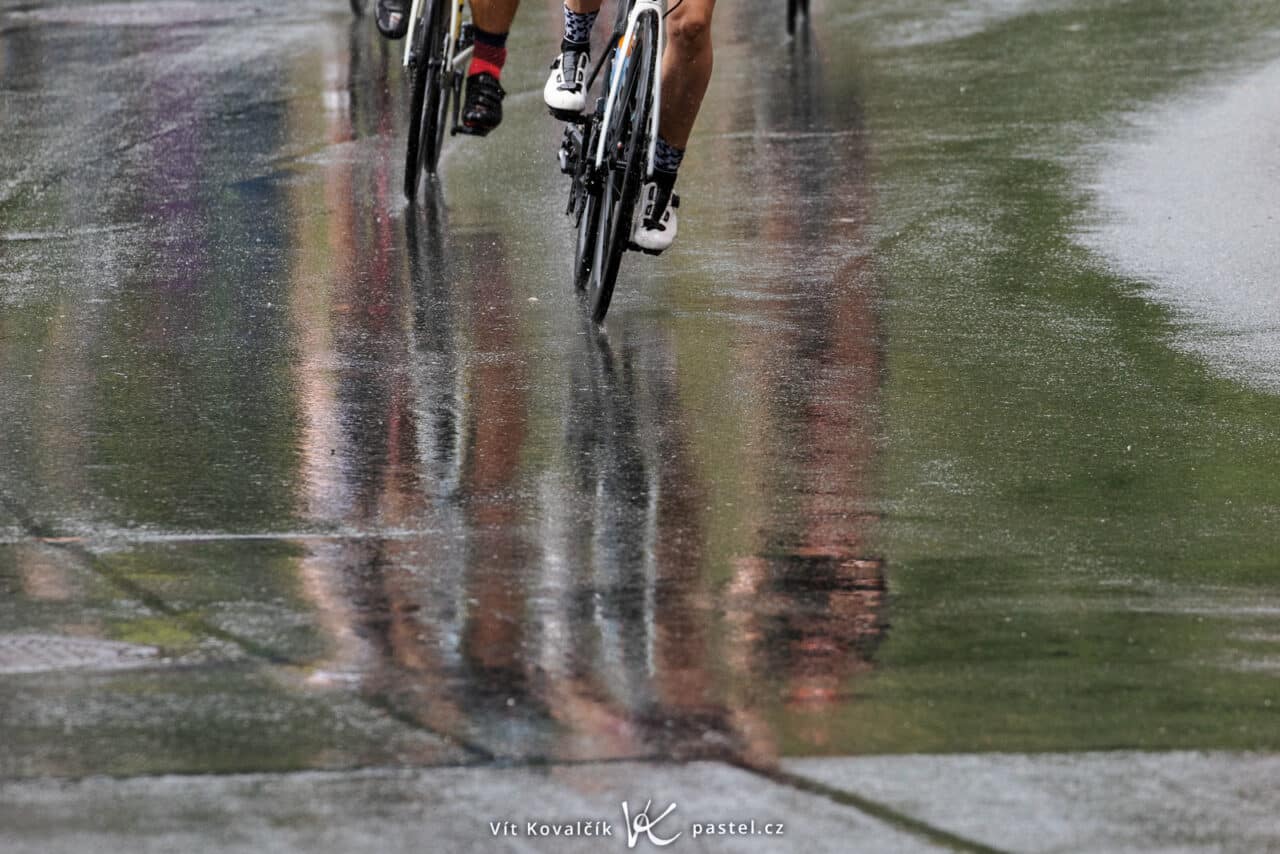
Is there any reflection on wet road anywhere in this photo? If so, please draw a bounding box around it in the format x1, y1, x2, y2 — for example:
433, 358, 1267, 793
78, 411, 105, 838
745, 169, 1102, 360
277, 13, 887, 761
0, 0, 885, 773
4, 0, 1280, 780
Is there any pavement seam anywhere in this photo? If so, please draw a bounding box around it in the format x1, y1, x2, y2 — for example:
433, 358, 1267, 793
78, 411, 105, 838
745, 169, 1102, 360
731, 761, 1009, 854
10, 530, 441, 545
0, 755, 700, 787
2, 492, 1004, 851
0, 760, 489, 788
0, 490, 496, 763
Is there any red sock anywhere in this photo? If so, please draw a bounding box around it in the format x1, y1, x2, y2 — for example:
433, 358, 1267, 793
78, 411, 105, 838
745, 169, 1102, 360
470, 30, 508, 79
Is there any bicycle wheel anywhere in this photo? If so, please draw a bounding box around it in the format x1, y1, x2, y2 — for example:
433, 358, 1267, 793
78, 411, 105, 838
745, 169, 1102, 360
574, 189, 602, 290
420, 0, 454, 177
404, 0, 445, 200
786, 0, 797, 36
571, 122, 603, 290
586, 13, 657, 323
404, 11, 430, 199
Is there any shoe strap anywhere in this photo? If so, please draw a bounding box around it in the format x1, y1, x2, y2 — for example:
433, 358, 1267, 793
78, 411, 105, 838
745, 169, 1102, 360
558, 48, 588, 90
467, 74, 505, 112
644, 183, 674, 227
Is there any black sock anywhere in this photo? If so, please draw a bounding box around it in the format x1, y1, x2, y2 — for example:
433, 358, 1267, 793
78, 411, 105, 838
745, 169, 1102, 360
473, 26, 509, 49
654, 135, 685, 175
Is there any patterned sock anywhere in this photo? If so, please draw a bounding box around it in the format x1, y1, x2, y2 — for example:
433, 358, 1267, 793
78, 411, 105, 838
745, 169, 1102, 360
470, 27, 508, 79
654, 135, 685, 184
563, 5, 598, 48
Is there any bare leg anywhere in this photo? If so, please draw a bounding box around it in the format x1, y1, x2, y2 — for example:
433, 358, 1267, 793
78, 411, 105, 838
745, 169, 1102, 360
470, 0, 520, 35
659, 0, 715, 149
565, 0, 603, 14
633, 0, 715, 250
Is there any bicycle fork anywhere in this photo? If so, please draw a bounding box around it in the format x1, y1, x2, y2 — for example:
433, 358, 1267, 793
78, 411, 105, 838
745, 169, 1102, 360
593, 0, 665, 180
448, 24, 478, 136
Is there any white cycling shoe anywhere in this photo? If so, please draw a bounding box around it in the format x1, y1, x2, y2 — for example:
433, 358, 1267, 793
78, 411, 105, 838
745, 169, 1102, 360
631, 181, 679, 255
544, 48, 589, 115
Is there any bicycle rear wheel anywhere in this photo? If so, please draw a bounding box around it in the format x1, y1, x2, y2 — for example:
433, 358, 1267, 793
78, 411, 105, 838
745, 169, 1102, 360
421, 1, 455, 177
570, 120, 602, 291
574, 188, 602, 291
789, 0, 810, 35
585, 13, 657, 323
404, 0, 446, 200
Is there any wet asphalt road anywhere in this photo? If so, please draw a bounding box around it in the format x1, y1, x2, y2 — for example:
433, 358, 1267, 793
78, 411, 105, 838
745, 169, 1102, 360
2, 0, 1280, 837
1, 0, 885, 774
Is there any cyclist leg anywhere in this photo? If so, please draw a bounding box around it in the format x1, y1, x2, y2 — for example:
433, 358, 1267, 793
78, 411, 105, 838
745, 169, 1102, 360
635, 0, 715, 253
659, 0, 714, 151
545, 1, 605, 115
463, 0, 521, 133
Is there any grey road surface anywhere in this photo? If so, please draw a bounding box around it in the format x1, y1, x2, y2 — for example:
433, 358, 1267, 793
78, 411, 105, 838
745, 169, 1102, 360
3, 0, 1280, 850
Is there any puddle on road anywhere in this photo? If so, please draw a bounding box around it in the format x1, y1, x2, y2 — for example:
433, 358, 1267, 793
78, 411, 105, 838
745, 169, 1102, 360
1080, 57, 1280, 395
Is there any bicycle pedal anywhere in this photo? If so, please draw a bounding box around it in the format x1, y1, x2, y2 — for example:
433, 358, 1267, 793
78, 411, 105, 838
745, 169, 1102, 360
558, 128, 582, 174
452, 123, 492, 137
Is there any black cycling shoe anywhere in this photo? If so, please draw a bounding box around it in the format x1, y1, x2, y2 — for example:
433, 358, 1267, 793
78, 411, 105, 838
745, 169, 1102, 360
461, 72, 505, 135
376, 0, 409, 39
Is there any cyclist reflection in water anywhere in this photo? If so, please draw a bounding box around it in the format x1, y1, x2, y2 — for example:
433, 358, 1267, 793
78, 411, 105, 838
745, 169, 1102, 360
374, 0, 713, 254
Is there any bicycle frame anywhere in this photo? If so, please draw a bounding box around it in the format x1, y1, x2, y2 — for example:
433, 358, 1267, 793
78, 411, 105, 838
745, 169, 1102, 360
594, 0, 665, 179
403, 0, 425, 66
403, 0, 472, 75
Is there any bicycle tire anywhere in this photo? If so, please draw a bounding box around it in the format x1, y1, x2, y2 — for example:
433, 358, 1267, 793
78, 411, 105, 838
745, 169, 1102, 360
420, 0, 452, 177
569, 0, 628, 295
404, 13, 431, 199
786, 0, 797, 36
403, 0, 445, 200
586, 13, 657, 323
572, 123, 603, 290
574, 190, 601, 290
